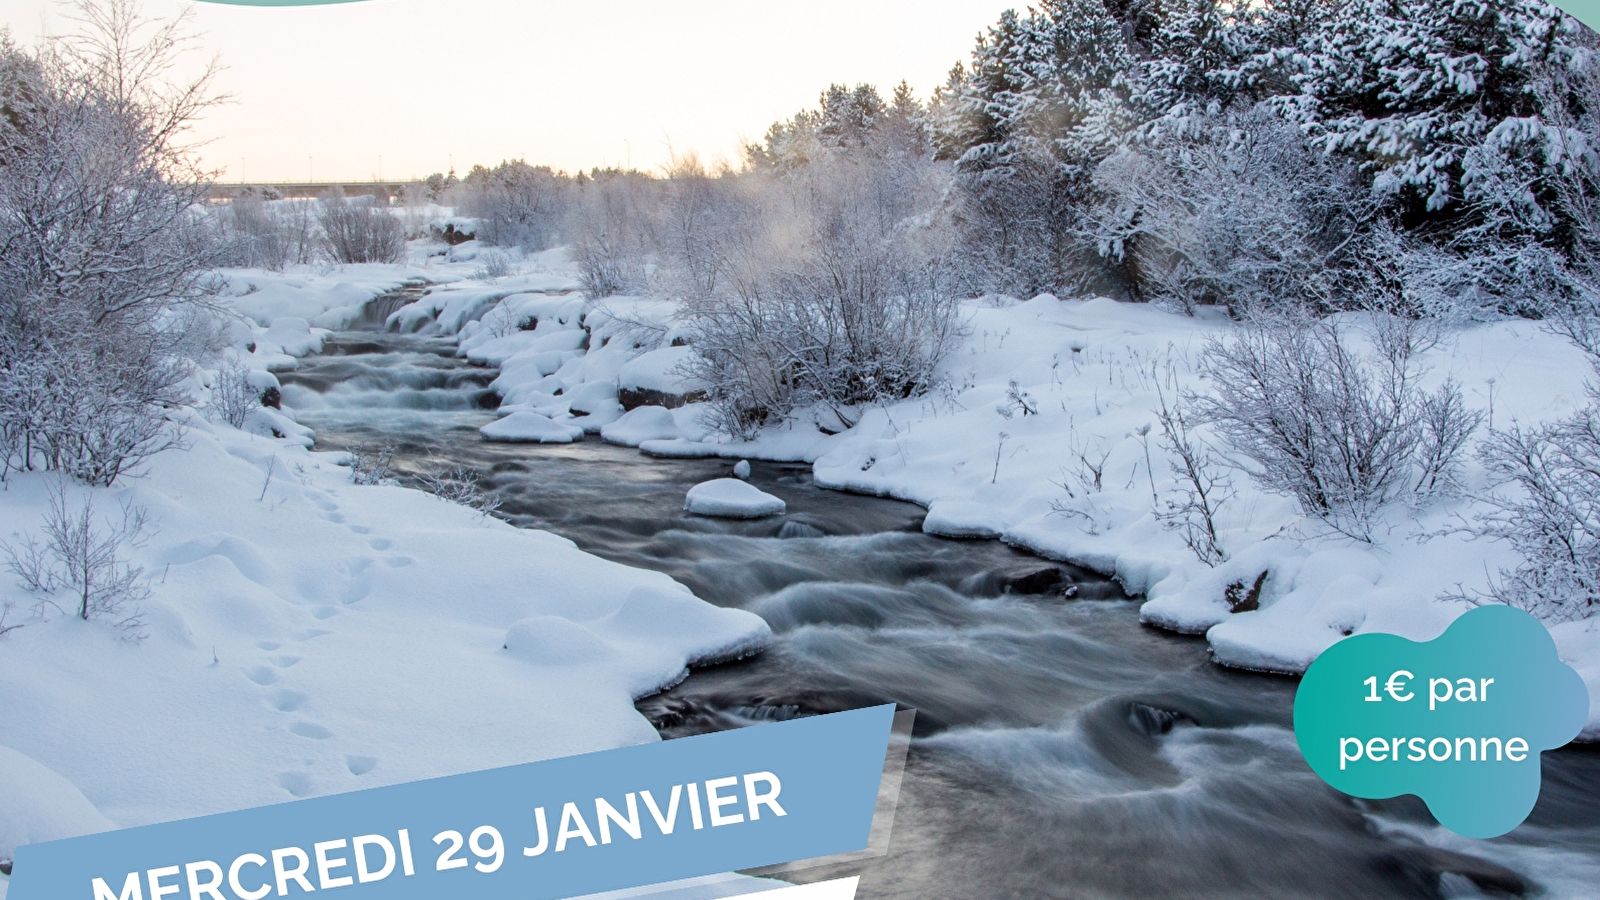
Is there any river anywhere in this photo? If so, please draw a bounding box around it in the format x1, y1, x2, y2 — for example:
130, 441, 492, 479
275, 325, 1600, 900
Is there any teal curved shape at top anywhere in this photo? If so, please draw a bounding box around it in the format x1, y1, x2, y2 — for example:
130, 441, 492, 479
1559, 2, 1600, 34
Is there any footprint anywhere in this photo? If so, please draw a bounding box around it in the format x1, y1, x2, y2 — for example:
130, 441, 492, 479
385, 556, 413, 568
271, 690, 308, 712
315, 499, 339, 512
256, 641, 281, 651
312, 607, 340, 620
293, 629, 332, 641
341, 586, 370, 605
272, 655, 303, 668
322, 512, 345, 524
290, 722, 332, 740
368, 538, 391, 550
244, 666, 277, 686
346, 755, 378, 776
278, 772, 315, 797
349, 525, 372, 535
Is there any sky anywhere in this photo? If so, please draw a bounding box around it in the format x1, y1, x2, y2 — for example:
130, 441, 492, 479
0, 0, 1016, 183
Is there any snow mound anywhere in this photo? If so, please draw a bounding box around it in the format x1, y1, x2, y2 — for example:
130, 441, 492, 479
734, 460, 752, 479
0, 744, 114, 864
480, 412, 584, 443
923, 501, 1006, 539
685, 479, 786, 519
503, 588, 771, 698
618, 346, 703, 395
602, 406, 682, 446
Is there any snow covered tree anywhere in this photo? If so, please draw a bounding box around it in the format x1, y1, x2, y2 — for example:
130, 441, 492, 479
318, 189, 405, 264
1088, 105, 1375, 315
676, 85, 959, 436
1283, 0, 1578, 224
0, 1, 222, 485
456, 160, 573, 250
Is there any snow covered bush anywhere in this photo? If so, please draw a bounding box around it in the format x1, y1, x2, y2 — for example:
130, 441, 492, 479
211, 193, 320, 270
1, 482, 149, 634
471, 249, 517, 281
455, 160, 572, 251
1153, 387, 1233, 565
318, 190, 405, 264
346, 444, 396, 486
415, 463, 501, 518
205, 362, 258, 429
571, 168, 656, 299
1195, 313, 1480, 538
0, 1, 219, 486
1087, 107, 1374, 315
1474, 408, 1600, 622
674, 85, 961, 436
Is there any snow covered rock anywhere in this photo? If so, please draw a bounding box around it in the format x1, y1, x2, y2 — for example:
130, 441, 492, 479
618, 346, 706, 409
0, 744, 114, 865
734, 460, 752, 479
685, 479, 786, 519
505, 588, 772, 698
479, 412, 585, 443
602, 406, 682, 446
922, 500, 1006, 539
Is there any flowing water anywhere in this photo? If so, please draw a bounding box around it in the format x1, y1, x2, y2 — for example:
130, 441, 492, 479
278, 318, 1600, 900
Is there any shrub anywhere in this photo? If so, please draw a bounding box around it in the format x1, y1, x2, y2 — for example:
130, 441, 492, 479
212, 194, 321, 270
1473, 409, 1600, 621
1, 482, 150, 635
456, 160, 572, 250
571, 168, 656, 298
415, 462, 501, 518
319, 190, 406, 264
1087, 107, 1374, 315
1153, 387, 1232, 565
347, 444, 396, 486
0, 1, 220, 486
675, 138, 961, 437
206, 362, 258, 429
1195, 312, 1480, 537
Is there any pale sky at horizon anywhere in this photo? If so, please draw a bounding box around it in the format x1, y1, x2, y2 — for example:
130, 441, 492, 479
0, 0, 1016, 183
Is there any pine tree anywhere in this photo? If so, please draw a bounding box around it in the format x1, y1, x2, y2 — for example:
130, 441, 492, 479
1287, 0, 1577, 221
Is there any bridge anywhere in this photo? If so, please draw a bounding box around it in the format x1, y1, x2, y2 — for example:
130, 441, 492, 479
203, 181, 427, 203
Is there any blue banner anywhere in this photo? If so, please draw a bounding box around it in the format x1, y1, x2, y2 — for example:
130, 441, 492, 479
8, 706, 896, 900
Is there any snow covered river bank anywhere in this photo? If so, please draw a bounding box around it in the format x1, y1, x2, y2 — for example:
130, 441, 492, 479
276, 330, 1600, 900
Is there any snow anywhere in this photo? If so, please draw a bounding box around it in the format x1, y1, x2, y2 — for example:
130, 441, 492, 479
603, 407, 683, 446
0, 246, 773, 838
426, 281, 1600, 737
356, 246, 1600, 740
480, 411, 586, 443
0, 423, 769, 829
685, 479, 787, 519
734, 460, 752, 479
0, 744, 114, 870
15, 226, 1593, 868
220, 267, 428, 331
619, 346, 703, 395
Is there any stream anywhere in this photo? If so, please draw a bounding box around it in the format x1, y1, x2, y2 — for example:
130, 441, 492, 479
276, 323, 1600, 900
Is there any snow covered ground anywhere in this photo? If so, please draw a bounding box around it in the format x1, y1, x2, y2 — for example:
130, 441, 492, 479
0, 245, 769, 886
430, 256, 1600, 741
7, 233, 1599, 895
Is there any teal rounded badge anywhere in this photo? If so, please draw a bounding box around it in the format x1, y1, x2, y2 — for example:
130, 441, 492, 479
1294, 605, 1589, 838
